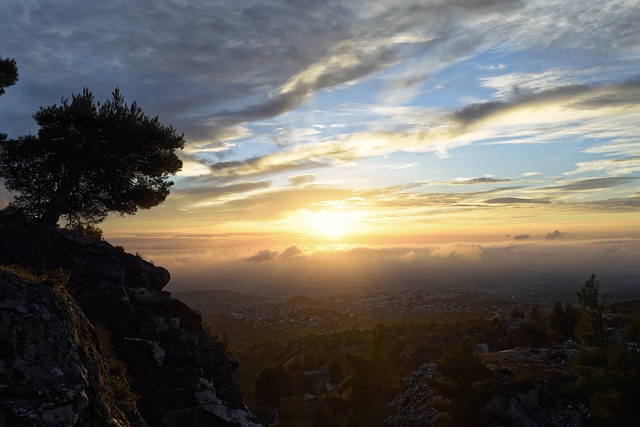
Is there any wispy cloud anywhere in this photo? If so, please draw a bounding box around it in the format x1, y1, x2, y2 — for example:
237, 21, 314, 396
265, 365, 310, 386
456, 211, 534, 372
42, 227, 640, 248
452, 177, 511, 185
175, 76, 640, 186
289, 174, 317, 186
452, 78, 640, 129
548, 177, 638, 192
485, 197, 551, 204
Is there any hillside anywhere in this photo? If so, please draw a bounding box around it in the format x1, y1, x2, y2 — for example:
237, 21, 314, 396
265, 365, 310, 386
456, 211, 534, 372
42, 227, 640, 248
0, 211, 259, 427
211, 288, 640, 426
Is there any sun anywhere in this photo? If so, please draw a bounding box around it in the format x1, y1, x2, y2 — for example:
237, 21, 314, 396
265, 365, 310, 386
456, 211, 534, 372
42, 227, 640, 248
292, 208, 356, 241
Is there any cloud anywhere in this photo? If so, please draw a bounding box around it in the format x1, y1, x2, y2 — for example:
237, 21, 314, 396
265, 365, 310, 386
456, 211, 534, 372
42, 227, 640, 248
453, 177, 511, 185
281, 245, 303, 259
181, 75, 640, 185
549, 177, 638, 192
453, 76, 640, 129
0, 0, 580, 141
110, 236, 640, 292
575, 76, 640, 109
246, 249, 278, 263
390, 162, 418, 170
480, 69, 585, 99
545, 230, 565, 240
452, 84, 586, 127
289, 174, 317, 186
477, 63, 506, 71
485, 197, 551, 204
208, 155, 329, 181
584, 195, 640, 211
0, 1, 357, 136
569, 157, 640, 176
512, 234, 530, 240
429, 243, 485, 260
208, 187, 357, 222
175, 179, 270, 196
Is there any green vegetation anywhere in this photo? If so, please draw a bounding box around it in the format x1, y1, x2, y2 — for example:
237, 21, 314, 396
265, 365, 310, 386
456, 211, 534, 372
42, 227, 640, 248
0, 264, 46, 284
234, 320, 493, 426
94, 323, 139, 415
548, 301, 577, 341
570, 275, 640, 426
430, 339, 496, 426
68, 221, 104, 241
0, 264, 70, 291
575, 274, 609, 348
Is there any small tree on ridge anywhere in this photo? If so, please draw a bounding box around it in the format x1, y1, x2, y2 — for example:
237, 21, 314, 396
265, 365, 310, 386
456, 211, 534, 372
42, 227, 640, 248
575, 274, 608, 348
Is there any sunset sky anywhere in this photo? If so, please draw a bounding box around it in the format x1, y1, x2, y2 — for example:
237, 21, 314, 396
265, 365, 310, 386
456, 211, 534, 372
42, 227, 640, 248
1, 1, 639, 289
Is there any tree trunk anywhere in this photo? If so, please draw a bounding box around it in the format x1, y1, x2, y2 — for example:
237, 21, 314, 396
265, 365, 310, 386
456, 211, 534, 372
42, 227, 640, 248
40, 142, 100, 227
40, 165, 84, 227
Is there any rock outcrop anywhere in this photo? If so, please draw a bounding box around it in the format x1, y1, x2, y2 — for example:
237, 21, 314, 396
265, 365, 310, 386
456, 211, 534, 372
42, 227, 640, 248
386, 344, 589, 427
0, 269, 135, 427
0, 211, 259, 427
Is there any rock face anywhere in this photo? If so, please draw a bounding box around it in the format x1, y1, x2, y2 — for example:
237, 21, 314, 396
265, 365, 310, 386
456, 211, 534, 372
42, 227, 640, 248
0, 270, 132, 427
484, 346, 589, 427
0, 212, 259, 427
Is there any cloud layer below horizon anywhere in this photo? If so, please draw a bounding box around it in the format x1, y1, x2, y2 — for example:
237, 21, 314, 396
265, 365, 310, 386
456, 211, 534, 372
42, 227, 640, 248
110, 233, 640, 293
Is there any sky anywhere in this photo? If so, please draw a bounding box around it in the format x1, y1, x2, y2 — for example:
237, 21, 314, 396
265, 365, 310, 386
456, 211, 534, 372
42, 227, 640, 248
1, 0, 639, 291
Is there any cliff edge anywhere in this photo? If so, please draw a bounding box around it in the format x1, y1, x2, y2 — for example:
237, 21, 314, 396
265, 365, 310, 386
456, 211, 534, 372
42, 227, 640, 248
0, 211, 259, 427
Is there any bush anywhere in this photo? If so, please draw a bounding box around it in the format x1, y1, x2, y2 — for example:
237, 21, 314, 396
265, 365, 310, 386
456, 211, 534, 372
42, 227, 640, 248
548, 301, 577, 342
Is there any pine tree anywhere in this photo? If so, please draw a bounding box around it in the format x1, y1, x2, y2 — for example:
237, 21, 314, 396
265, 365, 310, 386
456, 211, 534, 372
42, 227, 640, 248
0, 88, 184, 228
575, 274, 608, 348
0, 56, 18, 97
430, 339, 496, 426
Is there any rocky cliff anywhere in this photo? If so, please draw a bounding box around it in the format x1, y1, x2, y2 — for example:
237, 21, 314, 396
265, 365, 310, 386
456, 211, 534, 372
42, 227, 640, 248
0, 211, 259, 427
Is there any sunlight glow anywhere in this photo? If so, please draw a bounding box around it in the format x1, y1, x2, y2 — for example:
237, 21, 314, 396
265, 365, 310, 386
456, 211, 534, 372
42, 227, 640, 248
290, 208, 360, 241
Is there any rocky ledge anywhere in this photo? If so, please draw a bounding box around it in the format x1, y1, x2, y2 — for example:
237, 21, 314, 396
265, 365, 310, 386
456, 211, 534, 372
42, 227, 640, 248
0, 211, 259, 427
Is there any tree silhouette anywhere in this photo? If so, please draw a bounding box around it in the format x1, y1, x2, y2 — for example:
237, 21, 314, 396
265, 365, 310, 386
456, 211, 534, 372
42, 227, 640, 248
0, 56, 18, 97
575, 274, 608, 348
254, 365, 293, 404
342, 325, 401, 426
0, 88, 184, 227
0, 56, 18, 146
548, 301, 577, 342
430, 339, 496, 426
